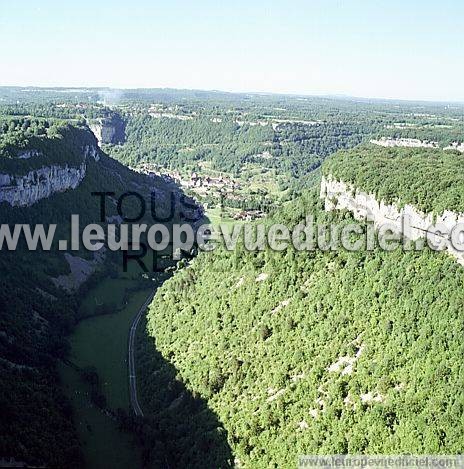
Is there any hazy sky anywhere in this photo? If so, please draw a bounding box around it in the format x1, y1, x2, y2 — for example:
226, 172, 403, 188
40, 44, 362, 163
1, 0, 463, 101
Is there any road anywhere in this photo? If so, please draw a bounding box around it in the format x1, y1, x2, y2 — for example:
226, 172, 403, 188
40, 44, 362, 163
128, 291, 155, 417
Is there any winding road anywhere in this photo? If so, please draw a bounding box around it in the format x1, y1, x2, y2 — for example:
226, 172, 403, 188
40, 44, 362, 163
128, 291, 155, 417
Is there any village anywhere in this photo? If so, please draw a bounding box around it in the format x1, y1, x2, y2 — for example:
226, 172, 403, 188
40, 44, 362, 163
131, 162, 266, 221
132, 162, 240, 191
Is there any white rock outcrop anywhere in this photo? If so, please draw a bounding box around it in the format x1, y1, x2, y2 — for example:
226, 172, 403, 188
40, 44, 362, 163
320, 175, 464, 265
89, 116, 125, 146
90, 122, 117, 146
0, 143, 99, 207
0, 140, 100, 207
370, 137, 438, 149
0, 163, 87, 207
444, 142, 464, 153
18, 149, 42, 159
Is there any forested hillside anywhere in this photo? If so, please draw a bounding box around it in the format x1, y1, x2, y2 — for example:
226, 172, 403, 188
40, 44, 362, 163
143, 157, 464, 467
111, 114, 372, 184
323, 145, 464, 213
1, 90, 464, 467
0, 120, 179, 467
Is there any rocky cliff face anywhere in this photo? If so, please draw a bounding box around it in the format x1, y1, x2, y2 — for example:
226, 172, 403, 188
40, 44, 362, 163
89, 122, 115, 145
370, 137, 438, 149
89, 114, 125, 146
0, 163, 87, 207
0, 143, 99, 207
320, 175, 464, 265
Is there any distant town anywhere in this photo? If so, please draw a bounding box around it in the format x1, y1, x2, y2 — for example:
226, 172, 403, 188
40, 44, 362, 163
131, 162, 266, 221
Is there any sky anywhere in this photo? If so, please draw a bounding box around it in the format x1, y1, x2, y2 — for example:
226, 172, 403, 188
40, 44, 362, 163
1, 0, 463, 102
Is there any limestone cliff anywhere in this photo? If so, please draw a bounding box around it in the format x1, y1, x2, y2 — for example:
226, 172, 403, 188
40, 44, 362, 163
320, 175, 464, 265
0, 141, 99, 207
0, 163, 87, 207
89, 114, 126, 146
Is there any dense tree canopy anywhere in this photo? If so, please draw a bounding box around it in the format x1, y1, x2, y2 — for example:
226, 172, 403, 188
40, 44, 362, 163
144, 190, 464, 467
323, 145, 464, 213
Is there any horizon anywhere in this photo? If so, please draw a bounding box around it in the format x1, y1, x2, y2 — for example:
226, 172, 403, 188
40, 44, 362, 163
1, 0, 463, 103
2, 85, 464, 106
